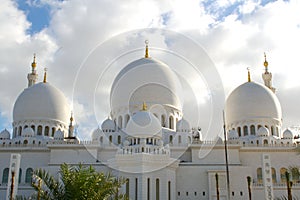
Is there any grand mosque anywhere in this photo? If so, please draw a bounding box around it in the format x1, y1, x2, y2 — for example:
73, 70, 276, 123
0, 43, 299, 200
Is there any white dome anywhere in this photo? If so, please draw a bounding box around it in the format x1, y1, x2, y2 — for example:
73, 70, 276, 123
228, 130, 239, 140
110, 58, 182, 114
257, 126, 270, 137
23, 127, 34, 137
125, 110, 162, 138
101, 118, 115, 132
54, 130, 64, 140
225, 82, 282, 125
0, 129, 10, 140
283, 129, 293, 139
92, 128, 103, 140
176, 118, 191, 132
13, 82, 70, 124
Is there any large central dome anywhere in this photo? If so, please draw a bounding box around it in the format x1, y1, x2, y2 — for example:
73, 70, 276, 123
225, 81, 282, 126
110, 57, 182, 114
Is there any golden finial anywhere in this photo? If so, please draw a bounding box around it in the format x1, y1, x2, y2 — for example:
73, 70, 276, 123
247, 67, 251, 82
145, 40, 149, 58
70, 112, 74, 122
31, 53, 37, 68
43, 68, 47, 83
264, 52, 268, 68
142, 101, 147, 111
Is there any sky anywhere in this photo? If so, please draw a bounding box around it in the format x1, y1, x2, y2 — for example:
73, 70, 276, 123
0, 0, 300, 139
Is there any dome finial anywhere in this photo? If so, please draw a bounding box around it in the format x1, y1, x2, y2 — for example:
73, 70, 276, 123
264, 52, 269, 69
142, 101, 147, 111
31, 53, 37, 69
247, 67, 251, 82
145, 40, 149, 58
43, 68, 47, 83
70, 111, 74, 122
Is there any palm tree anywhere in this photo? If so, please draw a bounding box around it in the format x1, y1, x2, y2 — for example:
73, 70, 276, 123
17, 163, 127, 200
285, 171, 293, 200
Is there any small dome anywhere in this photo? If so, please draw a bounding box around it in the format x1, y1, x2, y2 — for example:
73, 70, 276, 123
225, 82, 282, 125
228, 130, 239, 140
23, 127, 34, 137
54, 130, 64, 140
123, 140, 130, 146
125, 110, 162, 138
92, 128, 103, 141
101, 118, 115, 132
0, 129, 10, 140
176, 118, 191, 132
13, 82, 70, 124
257, 127, 270, 137
283, 129, 293, 139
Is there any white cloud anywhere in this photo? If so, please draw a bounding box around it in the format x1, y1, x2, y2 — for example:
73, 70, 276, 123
1, 0, 300, 138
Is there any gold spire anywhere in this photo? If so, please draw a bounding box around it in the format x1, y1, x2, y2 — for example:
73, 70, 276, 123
70, 112, 74, 122
145, 40, 149, 58
247, 67, 251, 82
43, 68, 47, 83
31, 54, 37, 68
142, 101, 147, 111
264, 52, 268, 68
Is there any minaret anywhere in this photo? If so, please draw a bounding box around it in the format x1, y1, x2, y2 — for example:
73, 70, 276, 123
27, 54, 38, 87
145, 40, 149, 58
68, 112, 74, 138
262, 53, 276, 93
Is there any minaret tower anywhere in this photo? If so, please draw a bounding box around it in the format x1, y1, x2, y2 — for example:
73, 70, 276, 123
27, 54, 38, 87
68, 112, 74, 138
262, 53, 276, 93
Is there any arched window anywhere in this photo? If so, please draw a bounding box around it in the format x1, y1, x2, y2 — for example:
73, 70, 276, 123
264, 139, 268, 145
118, 116, 123, 129
44, 126, 49, 136
271, 126, 275, 135
250, 125, 255, 135
125, 114, 130, 128
280, 168, 287, 182
161, 115, 166, 127
272, 168, 276, 183
31, 125, 35, 132
156, 178, 160, 200
25, 168, 33, 183
147, 178, 150, 200
135, 178, 138, 200
19, 168, 22, 183
2, 168, 9, 183
169, 116, 174, 129
188, 136, 191, 144
178, 135, 182, 144
51, 127, 55, 137
243, 126, 248, 136
118, 135, 121, 144
100, 136, 103, 143
169, 135, 173, 144
257, 168, 262, 184
291, 167, 300, 182
276, 127, 279, 136
237, 127, 241, 137
37, 125, 42, 135
18, 126, 22, 136
109, 135, 112, 143
24, 140, 28, 145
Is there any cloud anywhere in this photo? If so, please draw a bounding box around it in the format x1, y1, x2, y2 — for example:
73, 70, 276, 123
1, 0, 300, 139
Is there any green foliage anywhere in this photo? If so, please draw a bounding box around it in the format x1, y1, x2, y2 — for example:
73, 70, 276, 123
17, 163, 127, 200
